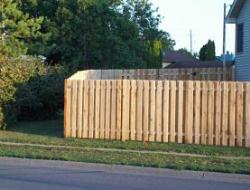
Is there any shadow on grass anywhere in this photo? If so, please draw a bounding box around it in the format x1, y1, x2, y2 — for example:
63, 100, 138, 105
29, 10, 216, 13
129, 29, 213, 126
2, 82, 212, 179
8, 120, 64, 138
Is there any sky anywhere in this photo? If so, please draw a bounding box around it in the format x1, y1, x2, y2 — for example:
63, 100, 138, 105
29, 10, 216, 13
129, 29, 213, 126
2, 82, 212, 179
150, 0, 235, 56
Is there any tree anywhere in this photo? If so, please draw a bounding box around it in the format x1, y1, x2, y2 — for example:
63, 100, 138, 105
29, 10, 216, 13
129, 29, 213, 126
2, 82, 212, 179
20, 0, 175, 69
178, 48, 198, 59
0, 0, 45, 57
199, 40, 216, 61
178, 48, 193, 57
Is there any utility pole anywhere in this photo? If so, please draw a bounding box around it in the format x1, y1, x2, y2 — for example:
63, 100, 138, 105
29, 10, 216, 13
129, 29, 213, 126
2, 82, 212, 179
190, 30, 193, 55
1, 1, 5, 46
223, 3, 227, 68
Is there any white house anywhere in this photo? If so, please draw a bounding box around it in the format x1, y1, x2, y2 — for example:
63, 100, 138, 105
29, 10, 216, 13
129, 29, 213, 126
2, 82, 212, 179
227, 0, 250, 81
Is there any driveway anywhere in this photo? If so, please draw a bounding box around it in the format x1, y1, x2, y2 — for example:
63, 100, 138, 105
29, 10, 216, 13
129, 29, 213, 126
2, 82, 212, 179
0, 157, 249, 190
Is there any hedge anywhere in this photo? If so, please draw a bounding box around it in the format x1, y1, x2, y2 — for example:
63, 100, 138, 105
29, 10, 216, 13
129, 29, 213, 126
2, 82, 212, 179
0, 56, 65, 129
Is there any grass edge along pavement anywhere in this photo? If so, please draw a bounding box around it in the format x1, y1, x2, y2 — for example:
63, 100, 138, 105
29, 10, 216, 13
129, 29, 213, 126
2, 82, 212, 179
0, 143, 250, 175
0, 120, 250, 174
0, 120, 250, 157
1, 141, 250, 161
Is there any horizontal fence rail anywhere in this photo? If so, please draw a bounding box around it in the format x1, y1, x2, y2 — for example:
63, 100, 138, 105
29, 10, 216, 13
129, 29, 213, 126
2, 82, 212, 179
64, 78, 250, 147
69, 67, 234, 81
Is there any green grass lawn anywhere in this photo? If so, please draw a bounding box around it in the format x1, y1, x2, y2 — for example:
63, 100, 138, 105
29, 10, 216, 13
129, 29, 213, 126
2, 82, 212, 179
0, 120, 250, 174
1, 120, 250, 157
0, 144, 250, 174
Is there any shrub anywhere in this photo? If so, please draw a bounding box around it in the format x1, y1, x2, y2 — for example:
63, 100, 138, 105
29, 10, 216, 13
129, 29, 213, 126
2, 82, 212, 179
0, 56, 65, 128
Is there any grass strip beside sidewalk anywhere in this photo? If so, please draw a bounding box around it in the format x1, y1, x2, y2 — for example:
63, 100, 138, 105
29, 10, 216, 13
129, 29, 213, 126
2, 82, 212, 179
0, 144, 250, 175
1, 141, 250, 160
0, 120, 250, 158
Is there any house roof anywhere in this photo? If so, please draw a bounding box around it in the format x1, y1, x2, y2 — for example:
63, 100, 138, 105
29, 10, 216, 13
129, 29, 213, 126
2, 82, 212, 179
227, 0, 246, 23
163, 50, 234, 69
165, 60, 234, 69
163, 51, 197, 63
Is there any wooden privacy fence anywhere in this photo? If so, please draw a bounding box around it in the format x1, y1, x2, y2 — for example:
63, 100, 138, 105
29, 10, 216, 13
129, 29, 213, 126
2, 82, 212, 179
64, 69, 250, 148
72, 67, 234, 81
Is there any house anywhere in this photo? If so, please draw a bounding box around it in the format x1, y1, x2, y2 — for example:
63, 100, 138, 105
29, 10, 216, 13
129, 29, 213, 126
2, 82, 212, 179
227, 0, 250, 81
166, 60, 233, 69
162, 50, 198, 68
216, 52, 235, 63
163, 50, 233, 69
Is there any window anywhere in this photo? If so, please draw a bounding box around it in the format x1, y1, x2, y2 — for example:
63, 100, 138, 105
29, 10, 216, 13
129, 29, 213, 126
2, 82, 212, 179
236, 23, 244, 53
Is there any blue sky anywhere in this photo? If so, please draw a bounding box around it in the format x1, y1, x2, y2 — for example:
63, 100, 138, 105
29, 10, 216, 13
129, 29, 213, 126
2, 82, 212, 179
150, 0, 235, 55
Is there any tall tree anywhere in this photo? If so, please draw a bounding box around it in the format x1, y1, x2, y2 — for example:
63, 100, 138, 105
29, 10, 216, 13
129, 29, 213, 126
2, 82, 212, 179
178, 48, 193, 57
21, 0, 175, 69
199, 40, 216, 61
0, 0, 44, 57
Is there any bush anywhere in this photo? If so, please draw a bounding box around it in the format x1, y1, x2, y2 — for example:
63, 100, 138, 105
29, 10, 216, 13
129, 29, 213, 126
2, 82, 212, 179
0, 56, 65, 128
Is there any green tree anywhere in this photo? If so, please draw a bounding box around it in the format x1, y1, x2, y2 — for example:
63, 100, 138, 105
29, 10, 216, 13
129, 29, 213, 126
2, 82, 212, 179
0, 0, 45, 57
199, 40, 216, 61
21, 0, 175, 69
178, 48, 198, 59
178, 48, 193, 57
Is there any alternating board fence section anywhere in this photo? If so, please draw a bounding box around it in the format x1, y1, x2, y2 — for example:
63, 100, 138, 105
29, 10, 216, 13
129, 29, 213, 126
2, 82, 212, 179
69, 67, 234, 81
65, 77, 250, 147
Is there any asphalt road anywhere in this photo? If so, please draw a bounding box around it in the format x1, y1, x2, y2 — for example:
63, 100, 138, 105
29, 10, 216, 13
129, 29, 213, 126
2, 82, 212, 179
0, 158, 249, 190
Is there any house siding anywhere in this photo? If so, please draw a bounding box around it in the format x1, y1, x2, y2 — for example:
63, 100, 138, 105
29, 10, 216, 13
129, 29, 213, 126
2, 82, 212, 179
235, 0, 250, 81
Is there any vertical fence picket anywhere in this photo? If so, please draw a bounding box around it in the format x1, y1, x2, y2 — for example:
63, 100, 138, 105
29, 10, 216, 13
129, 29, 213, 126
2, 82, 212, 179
77, 80, 83, 138
71, 80, 78, 138
245, 84, 250, 147
201, 82, 208, 145
156, 81, 163, 142
99, 80, 106, 139
82, 80, 89, 138
163, 81, 170, 142
89, 80, 95, 139
143, 81, 150, 141
94, 80, 101, 139
149, 81, 156, 142
222, 82, 229, 146
215, 82, 222, 146
136, 80, 143, 141
229, 82, 236, 147
64, 80, 71, 138
194, 81, 201, 144
110, 80, 117, 140
236, 83, 244, 147
130, 80, 137, 140
105, 80, 111, 139
207, 81, 215, 145
170, 81, 177, 143
177, 81, 184, 144
122, 80, 130, 141
185, 81, 194, 144
116, 80, 122, 140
